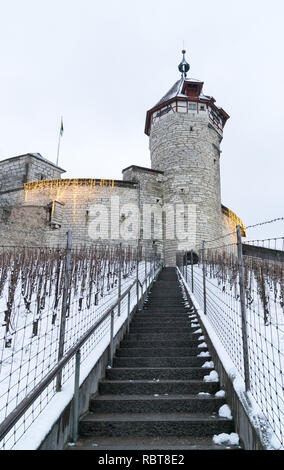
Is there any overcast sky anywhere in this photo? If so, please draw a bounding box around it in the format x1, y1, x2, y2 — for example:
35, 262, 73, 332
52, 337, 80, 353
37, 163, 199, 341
0, 0, 283, 240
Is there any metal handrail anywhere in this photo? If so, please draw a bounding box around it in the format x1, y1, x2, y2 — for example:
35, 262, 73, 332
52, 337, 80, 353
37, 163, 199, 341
0, 262, 161, 444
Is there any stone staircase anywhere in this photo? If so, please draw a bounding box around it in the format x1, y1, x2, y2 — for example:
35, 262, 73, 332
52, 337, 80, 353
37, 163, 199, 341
71, 268, 240, 450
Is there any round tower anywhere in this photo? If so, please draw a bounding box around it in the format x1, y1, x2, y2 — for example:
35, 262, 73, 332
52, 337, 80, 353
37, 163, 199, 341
145, 51, 230, 265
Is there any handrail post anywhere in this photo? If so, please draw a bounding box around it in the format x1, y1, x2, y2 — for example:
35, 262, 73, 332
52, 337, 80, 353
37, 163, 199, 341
56, 230, 72, 392
71, 349, 81, 444
140, 282, 144, 310
237, 225, 251, 391
136, 242, 140, 310
202, 241, 207, 315
118, 243, 122, 317
191, 249, 194, 293
109, 310, 115, 367
127, 290, 131, 334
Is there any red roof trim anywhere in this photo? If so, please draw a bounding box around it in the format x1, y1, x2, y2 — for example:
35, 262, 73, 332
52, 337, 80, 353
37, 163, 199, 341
145, 96, 230, 135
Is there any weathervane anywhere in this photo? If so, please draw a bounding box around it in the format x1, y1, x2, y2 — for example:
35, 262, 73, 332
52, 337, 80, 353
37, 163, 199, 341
178, 50, 190, 78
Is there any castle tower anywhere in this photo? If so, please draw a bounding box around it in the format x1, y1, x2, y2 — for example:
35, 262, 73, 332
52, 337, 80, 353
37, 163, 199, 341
145, 51, 230, 265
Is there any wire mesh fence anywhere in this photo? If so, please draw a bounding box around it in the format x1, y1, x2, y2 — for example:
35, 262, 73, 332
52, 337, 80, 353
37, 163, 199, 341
0, 236, 161, 449
177, 229, 284, 449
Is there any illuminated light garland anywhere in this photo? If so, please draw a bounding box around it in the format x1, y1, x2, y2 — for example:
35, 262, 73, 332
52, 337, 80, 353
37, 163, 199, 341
100, 179, 115, 187
24, 178, 115, 223
222, 205, 247, 237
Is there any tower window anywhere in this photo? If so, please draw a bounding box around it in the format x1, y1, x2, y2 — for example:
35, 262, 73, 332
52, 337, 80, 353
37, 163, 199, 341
200, 105, 205, 111
188, 103, 197, 110
190, 126, 194, 131
157, 105, 171, 118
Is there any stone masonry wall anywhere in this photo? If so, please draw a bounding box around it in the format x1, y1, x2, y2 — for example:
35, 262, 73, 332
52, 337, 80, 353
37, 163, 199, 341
0, 154, 63, 194
122, 166, 164, 259
0, 182, 141, 248
150, 112, 223, 265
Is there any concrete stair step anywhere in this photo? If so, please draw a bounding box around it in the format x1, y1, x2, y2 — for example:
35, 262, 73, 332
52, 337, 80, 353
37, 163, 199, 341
125, 333, 201, 341
130, 321, 194, 327
129, 326, 201, 333
120, 340, 203, 348
116, 347, 207, 357
68, 435, 241, 450
152, 281, 181, 286
141, 308, 189, 312
144, 302, 184, 307
142, 308, 186, 311
135, 313, 191, 318
146, 296, 183, 300
132, 316, 192, 322
148, 294, 183, 297
113, 357, 210, 367
106, 366, 213, 380
90, 394, 226, 414
144, 297, 184, 301
99, 379, 218, 395
79, 412, 234, 437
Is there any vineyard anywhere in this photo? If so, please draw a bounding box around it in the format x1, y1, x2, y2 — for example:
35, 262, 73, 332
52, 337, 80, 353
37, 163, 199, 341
179, 235, 284, 449
0, 240, 159, 449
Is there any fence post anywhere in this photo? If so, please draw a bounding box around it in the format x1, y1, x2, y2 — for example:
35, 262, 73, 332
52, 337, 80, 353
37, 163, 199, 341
191, 249, 194, 293
202, 241, 207, 315
56, 230, 72, 392
71, 349, 81, 443
136, 242, 140, 310
185, 252, 188, 283
237, 225, 251, 392
118, 243, 122, 317
127, 290, 131, 334
109, 310, 115, 367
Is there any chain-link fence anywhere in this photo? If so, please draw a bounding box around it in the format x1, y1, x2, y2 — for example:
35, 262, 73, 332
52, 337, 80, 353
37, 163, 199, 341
177, 227, 284, 449
0, 234, 161, 449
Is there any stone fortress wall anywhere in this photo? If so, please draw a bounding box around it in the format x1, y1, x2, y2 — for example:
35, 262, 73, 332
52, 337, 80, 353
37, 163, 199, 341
0, 153, 242, 264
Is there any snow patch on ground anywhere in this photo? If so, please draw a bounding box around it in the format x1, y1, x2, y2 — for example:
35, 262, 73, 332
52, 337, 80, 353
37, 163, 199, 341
215, 390, 226, 398
202, 361, 214, 369
198, 351, 210, 357
213, 433, 239, 446
193, 328, 202, 334
219, 404, 233, 420
203, 370, 219, 382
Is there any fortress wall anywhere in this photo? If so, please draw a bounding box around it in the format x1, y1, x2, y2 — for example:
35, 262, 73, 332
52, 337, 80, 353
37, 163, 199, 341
0, 182, 141, 248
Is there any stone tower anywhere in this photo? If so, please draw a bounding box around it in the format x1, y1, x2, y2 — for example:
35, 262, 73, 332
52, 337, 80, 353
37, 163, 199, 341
145, 51, 230, 265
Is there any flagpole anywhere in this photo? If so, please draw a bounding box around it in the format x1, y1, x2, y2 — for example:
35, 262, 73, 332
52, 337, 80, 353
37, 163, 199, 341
56, 116, 63, 167
56, 129, 61, 167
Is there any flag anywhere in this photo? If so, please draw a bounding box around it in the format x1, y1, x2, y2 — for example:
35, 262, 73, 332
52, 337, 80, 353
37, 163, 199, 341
60, 117, 64, 137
